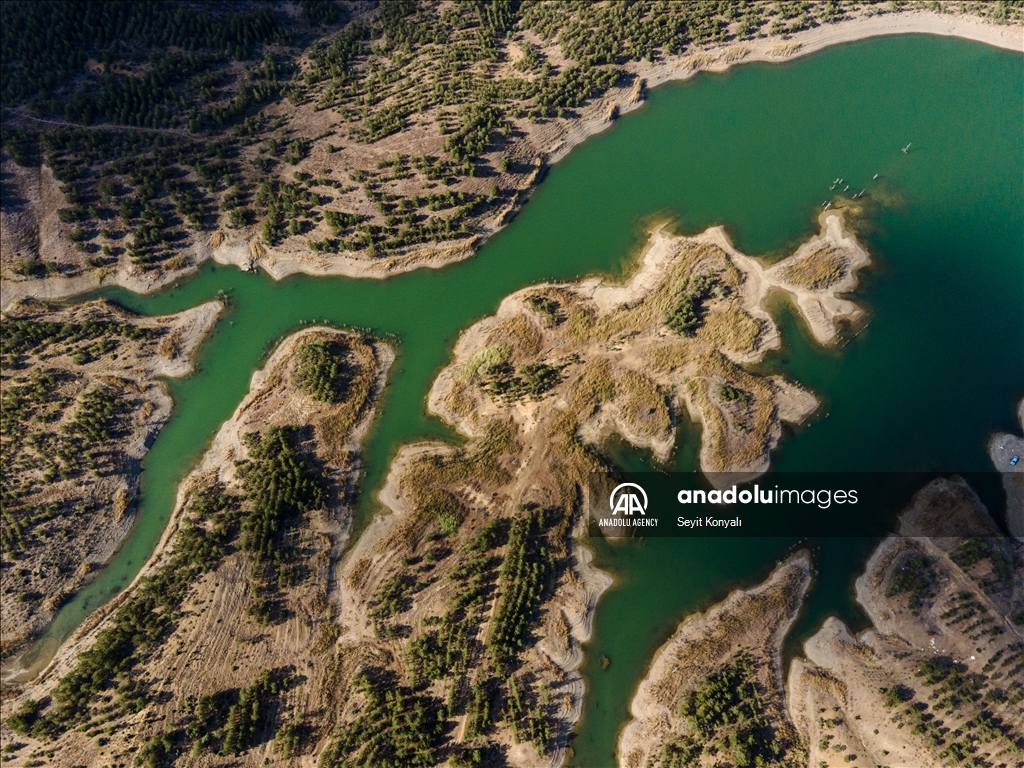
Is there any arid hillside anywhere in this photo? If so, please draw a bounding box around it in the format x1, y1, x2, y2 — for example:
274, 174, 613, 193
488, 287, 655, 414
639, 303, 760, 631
0, 298, 219, 661
2, 326, 391, 767
3, 1, 1019, 303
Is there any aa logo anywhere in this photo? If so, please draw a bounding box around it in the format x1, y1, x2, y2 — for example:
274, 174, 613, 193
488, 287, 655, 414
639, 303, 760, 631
609, 483, 647, 516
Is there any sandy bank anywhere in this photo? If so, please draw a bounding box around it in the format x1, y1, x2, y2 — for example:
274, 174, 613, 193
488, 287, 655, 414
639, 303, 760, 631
0, 240, 210, 312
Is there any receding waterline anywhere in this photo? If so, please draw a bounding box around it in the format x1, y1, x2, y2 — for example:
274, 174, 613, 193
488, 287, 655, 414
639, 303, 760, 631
11, 38, 1022, 768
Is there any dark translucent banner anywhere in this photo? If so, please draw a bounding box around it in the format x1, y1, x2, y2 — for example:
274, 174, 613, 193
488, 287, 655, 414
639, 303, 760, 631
584, 472, 1011, 538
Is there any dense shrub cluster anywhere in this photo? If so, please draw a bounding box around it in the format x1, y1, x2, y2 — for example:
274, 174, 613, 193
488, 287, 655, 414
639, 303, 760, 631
479, 361, 563, 403
317, 673, 442, 768
0, 0, 284, 106
662, 653, 791, 768
886, 553, 936, 613
292, 340, 344, 402
487, 508, 551, 668
64, 385, 126, 443
665, 273, 723, 336
0, 317, 162, 358
237, 426, 325, 575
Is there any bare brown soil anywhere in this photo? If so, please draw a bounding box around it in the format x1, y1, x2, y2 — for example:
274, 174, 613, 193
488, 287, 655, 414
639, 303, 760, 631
0, 327, 391, 767
789, 477, 1024, 768
0, 299, 219, 666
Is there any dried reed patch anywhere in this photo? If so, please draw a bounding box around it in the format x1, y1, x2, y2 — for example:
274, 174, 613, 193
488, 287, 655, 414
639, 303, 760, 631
615, 369, 671, 438
721, 45, 749, 63
568, 357, 616, 415
696, 304, 762, 355
779, 246, 848, 289
486, 314, 542, 360
768, 41, 803, 57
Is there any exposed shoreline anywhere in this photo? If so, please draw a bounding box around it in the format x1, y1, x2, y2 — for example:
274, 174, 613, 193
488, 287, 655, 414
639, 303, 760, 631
2, 10, 1019, 310
618, 550, 812, 767
989, 397, 1024, 539
549, 10, 1022, 164
0, 299, 221, 681
10, 326, 391, 689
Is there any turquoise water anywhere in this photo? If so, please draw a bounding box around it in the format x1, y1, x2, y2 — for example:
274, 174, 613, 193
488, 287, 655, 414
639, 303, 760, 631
17, 34, 1023, 767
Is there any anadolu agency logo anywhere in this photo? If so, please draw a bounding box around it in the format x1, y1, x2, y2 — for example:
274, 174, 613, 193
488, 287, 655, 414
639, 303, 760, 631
609, 483, 647, 515
601, 483, 659, 529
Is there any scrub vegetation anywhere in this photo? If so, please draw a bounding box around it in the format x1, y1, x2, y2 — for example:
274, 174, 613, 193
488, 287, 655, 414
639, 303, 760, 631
2, 327, 387, 766
4, 1, 1017, 283
0, 298, 219, 662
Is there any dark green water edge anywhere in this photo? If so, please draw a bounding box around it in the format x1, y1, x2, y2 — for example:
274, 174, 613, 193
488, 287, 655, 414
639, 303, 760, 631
11, 34, 1022, 768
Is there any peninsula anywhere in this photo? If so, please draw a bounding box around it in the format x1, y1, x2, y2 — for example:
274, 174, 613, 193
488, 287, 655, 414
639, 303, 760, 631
0, 298, 220, 667
2, 326, 391, 766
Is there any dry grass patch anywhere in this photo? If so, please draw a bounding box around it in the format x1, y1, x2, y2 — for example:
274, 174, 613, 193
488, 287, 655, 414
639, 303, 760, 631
615, 369, 671, 438
157, 327, 182, 359
485, 313, 542, 360
458, 343, 511, 382
779, 246, 848, 289
690, 352, 776, 471
768, 41, 803, 57
568, 357, 616, 415
683, 52, 716, 70
640, 339, 695, 375
696, 303, 762, 355
721, 45, 749, 63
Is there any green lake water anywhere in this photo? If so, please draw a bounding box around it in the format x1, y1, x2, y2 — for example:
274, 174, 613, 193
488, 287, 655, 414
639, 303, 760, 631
18, 34, 1023, 767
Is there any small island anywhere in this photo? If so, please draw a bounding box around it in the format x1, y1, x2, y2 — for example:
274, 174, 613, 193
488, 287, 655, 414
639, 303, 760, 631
430, 210, 866, 477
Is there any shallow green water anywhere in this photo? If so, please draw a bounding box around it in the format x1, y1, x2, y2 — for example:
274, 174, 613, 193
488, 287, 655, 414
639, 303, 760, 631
19, 34, 1022, 766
